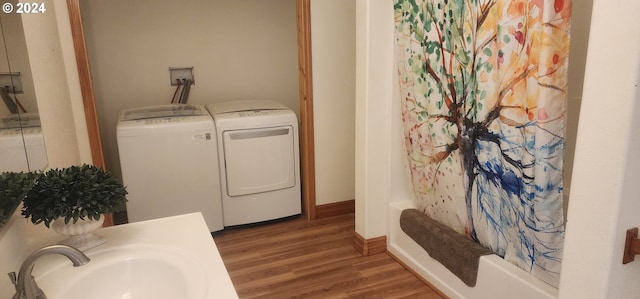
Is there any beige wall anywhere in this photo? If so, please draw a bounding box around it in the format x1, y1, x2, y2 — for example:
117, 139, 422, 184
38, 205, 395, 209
311, 0, 356, 205
80, 0, 299, 179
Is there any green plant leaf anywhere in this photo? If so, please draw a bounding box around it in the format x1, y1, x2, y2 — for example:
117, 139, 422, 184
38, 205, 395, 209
21, 164, 128, 227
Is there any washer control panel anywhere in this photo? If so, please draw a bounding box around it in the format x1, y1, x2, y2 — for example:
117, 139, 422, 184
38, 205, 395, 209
237, 109, 286, 117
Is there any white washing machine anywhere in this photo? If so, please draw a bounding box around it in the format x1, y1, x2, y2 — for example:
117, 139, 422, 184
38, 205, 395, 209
116, 104, 224, 232
0, 126, 48, 172
206, 100, 301, 226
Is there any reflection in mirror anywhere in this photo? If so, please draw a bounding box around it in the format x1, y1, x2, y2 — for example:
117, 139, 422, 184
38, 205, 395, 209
0, 4, 47, 232
0, 8, 47, 173
0, 172, 37, 229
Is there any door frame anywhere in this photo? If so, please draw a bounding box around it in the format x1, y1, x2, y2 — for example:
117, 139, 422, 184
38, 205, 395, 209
295, 0, 316, 220
66, 0, 317, 222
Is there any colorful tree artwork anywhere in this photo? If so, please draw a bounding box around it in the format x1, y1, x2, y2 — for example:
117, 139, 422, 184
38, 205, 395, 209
394, 0, 571, 287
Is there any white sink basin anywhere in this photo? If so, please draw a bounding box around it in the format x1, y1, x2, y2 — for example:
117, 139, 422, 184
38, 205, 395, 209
26, 213, 238, 299
37, 245, 208, 299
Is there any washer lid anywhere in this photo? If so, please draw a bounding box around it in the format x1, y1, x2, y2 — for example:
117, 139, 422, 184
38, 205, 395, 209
121, 104, 206, 121
1, 113, 40, 128
207, 100, 288, 115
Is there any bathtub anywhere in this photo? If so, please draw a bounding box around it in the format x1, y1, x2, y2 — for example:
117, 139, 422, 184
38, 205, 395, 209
388, 200, 558, 299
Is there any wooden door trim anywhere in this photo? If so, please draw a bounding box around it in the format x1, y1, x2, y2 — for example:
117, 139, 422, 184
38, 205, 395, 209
296, 0, 316, 220
66, 0, 104, 169
67, 0, 112, 226
67, 0, 317, 223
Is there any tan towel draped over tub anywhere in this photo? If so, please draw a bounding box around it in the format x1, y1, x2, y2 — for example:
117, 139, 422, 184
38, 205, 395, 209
400, 209, 493, 287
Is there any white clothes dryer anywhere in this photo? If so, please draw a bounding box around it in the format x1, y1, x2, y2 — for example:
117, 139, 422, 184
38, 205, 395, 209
116, 104, 224, 232
206, 100, 301, 226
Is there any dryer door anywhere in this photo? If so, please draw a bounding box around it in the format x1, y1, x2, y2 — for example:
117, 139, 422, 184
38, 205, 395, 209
222, 126, 296, 196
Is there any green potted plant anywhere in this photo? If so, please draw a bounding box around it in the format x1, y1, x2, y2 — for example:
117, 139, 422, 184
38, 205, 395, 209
21, 164, 127, 250
0, 171, 39, 228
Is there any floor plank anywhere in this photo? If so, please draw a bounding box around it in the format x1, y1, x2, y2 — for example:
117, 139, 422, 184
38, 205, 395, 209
214, 213, 444, 299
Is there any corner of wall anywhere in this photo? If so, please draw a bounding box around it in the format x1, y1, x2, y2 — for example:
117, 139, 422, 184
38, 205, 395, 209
354, 0, 394, 240
53, 0, 93, 164
21, 0, 85, 167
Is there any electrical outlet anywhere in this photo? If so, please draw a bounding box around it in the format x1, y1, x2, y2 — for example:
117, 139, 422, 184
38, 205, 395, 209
0, 73, 23, 93
169, 67, 195, 86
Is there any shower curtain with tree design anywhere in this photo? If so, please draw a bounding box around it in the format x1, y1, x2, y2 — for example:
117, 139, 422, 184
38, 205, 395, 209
394, 0, 571, 287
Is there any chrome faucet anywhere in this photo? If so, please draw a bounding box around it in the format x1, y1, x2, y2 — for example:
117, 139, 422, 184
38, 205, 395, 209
7, 245, 90, 299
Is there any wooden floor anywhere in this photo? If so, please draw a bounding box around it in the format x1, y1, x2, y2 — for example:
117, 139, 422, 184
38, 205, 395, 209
213, 213, 444, 299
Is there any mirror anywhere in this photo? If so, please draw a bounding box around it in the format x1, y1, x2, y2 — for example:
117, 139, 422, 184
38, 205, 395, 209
0, 4, 47, 229
0, 3, 46, 173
